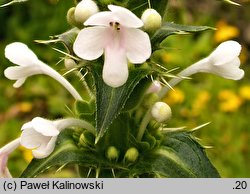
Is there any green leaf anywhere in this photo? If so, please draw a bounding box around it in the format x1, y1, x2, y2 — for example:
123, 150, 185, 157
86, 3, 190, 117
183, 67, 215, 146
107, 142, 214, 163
0, 0, 28, 8
92, 64, 150, 142
151, 22, 214, 50
122, 78, 151, 112
20, 129, 99, 178
220, 0, 241, 6
131, 131, 220, 177
126, 0, 168, 18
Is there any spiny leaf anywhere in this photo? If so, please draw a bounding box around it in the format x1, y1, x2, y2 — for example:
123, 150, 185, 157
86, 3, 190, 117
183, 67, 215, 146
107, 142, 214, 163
151, 22, 215, 50
91, 63, 150, 143
130, 131, 220, 177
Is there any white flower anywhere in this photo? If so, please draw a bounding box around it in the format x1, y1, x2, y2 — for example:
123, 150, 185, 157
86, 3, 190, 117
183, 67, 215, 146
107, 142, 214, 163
74, 0, 99, 24
73, 5, 151, 87
198, 40, 244, 80
20, 117, 95, 159
4, 42, 82, 101
141, 8, 162, 31
0, 138, 20, 178
151, 102, 172, 122
158, 41, 244, 99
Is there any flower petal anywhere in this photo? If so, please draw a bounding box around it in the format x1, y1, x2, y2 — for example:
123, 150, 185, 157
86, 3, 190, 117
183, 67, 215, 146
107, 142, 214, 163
31, 117, 59, 136
84, 11, 114, 26
4, 66, 41, 80
103, 46, 128, 87
209, 40, 241, 66
216, 58, 244, 80
13, 78, 27, 88
0, 138, 20, 155
73, 27, 109, 60
5, 42, 40, 66
108, 5, 143, 28
20, 129, 50, 149
32, 136, 57, 159
124, 28, 151, 63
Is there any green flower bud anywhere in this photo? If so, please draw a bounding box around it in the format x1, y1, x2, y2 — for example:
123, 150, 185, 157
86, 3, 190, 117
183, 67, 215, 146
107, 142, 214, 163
67, 7, 78, 27
141, 9, 162, 32
74, 0, 99, 24
124, 147, 139, 163
151, 102, 172, 123
106, 146, 119, 161
79, 130, 95, 147
64, 58, 77, 69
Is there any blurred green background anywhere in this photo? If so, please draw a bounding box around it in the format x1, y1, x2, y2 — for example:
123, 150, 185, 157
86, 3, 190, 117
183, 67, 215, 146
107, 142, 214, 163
0, 0, 249, 177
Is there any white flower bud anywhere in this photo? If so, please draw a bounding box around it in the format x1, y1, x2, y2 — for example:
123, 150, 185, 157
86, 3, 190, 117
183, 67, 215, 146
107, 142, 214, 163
141, 9, 162, 32
151, 102, 172, 123
64, 58, 77, 69
74, 0, 99, 24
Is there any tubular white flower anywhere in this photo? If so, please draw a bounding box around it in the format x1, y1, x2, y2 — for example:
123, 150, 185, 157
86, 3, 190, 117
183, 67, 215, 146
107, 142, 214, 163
20, 117, 95, 159
4, 42, 82, 101
158, 41, 244, 99
73, 5, 151, 87
74, 0, 99, 24
0, 138, 20, 178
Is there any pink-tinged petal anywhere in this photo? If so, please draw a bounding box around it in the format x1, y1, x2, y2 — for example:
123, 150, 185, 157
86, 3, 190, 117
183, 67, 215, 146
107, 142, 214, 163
32, 137, 57, 159
108, 5, 143, 28
84, 11, 114, 26
0, 154, 12, 178
209, 41, 241, 66
31, 117, 59, 136
20, 129, 50, 149
124, 28, 151, 63
103, 46, 128, 87
73, 27, 109, 60
5, 42, 40, 66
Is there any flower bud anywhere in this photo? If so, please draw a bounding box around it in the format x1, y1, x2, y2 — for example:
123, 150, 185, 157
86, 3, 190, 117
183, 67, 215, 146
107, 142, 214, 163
147, 80, 162, 94
106, 146, 119, 161
64, 58, 77, 69
141, 9, 162, 32
67, 7, 78, 27
151, 102, 172, 123
79, 130, 95, 147
74, 0, 99, 24
124, 147, 139, 163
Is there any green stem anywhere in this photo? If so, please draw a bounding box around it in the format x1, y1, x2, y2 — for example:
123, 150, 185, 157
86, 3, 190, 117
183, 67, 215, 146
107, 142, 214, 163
136, 109, 152, 141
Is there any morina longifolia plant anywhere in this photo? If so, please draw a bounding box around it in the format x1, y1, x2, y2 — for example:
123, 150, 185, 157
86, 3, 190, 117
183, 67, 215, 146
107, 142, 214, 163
0, 0, 244, 178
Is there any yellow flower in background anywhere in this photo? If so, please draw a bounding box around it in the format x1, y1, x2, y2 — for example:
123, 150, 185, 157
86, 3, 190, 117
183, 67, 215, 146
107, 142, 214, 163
239, 85, 250, 100
19, 146, 33, 163
191, 91, 211, 117
214, 20, 239, 43
218, 90, 242, 112
163, 87, 185, 105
